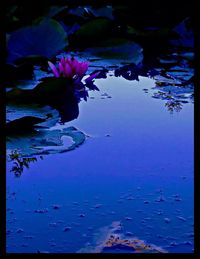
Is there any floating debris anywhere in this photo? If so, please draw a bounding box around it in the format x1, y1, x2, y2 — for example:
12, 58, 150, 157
94, 204, 102, 208
126, 196, 135, 200
177, 216, 186, 222
183, 241, 192, 246
16, 228, 24, 233
125, 217, 132, 221
174, 195, 182, 201
52, 204, 61, 210
169, 242, 178, 247
34, 208, 48, 214
63, 227, 71, 232
164, 218, 171, 224
105, 134, 111, 137
155, 196, 165, 202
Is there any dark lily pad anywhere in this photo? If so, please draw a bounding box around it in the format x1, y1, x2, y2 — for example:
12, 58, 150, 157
84, 38, 143, 66
6, 104, 60, 135
45, 6, 68, 18
6, 116, 48, 135
7, 18, 68, 64
70, 18, 114, 47
68, 6, 114, 20
7, 126, 86, 157
6, 77, 73, 104
6, 78, 86, 125
170, 18, 194, 48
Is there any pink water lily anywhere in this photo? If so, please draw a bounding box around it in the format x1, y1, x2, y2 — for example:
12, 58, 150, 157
48, 57, 90, 79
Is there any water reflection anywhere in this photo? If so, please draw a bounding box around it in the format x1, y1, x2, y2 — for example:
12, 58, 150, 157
114, 63, 159, 81
57, 96, 79, 124
52, 79, 100, 124
165, 100, 183, 114
9, 150, 40, 177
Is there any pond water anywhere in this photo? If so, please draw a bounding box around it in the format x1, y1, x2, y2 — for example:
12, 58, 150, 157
6, 73, 194, 253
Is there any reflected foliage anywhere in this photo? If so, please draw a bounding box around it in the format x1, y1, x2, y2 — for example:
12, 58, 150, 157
165, 100, 183, 114
114, 63, 159, 81
9, 150, 40, 177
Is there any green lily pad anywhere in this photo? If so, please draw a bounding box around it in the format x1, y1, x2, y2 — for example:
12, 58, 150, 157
84, 38, 143, 66
7, 126, 86, 157
71, 18, 114, 46
6, 77, 73, 104
7, 18, 68, 64
6, 104, 60, 135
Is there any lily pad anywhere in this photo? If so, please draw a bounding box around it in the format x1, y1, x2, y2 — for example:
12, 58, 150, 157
6, 104, 60, 135
68, 6, 113, 20
84, 38, 143, 66
66, 38, 143, 69
7, 126, 86, 157
6, 77, 73, 104
170, 18, 194, 48
70, 18, 114, 47
7, 18, 68, 64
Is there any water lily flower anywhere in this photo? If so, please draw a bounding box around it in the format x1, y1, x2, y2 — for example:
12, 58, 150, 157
48, 56, 100, 102
48, 57, 90, 80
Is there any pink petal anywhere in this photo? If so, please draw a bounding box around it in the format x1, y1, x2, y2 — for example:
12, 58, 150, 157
71, 59, 79, 74
64, 63, 73, 78
78, 62, 89, 76
58, 62, 65, 74
74, 61, 83, 76
60, 57, 66, 66
66, 58, 72, 66
48, 61, 60, 77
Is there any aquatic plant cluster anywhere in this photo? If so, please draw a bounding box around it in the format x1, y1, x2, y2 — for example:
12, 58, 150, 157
5, 2, 194, 254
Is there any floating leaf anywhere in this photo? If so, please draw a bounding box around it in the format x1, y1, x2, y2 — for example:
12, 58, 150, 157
170, 18, 194, 48
6, 77, 72, 104
84, 38, 143, 66
71, 18, 114, 47
7, 18, 68, 64
69, 6, 114, 20
7, 126, 86, 157
6, 104, 60, 135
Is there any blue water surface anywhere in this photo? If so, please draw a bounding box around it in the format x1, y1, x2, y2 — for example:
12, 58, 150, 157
6, 74, 194, 253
